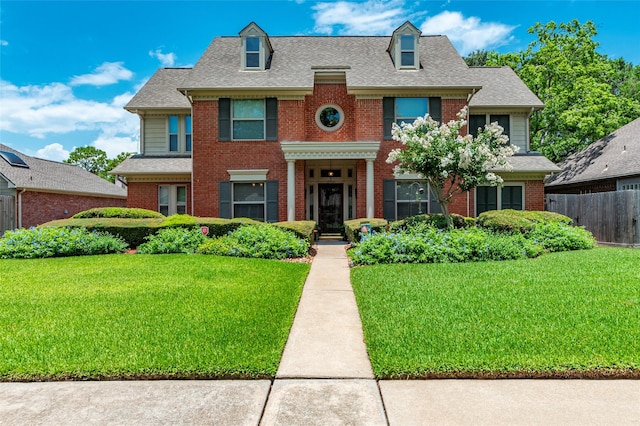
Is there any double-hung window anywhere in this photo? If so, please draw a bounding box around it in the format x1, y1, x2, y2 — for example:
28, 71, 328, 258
245, 37, 261, 69
167, 115, 192, 153
383, 179, 442, 220
169, 116, 179, 152
232, 99, 265, 140
395, 98, 428, 125
400, 35, 416, 67
233, 182, 266, 220
476, 184, 523, 215
158, 185, 187, 216
469, 114, 510, 139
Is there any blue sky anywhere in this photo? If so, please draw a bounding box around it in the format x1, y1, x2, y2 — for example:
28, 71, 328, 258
1, 0, 638, 161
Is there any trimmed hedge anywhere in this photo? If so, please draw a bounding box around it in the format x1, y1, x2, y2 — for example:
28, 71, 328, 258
389, 213, 471, 232
343, 218, 388, 243
275, 220, 317, 246
476, 209, 572, 233
72, 207, 164, 219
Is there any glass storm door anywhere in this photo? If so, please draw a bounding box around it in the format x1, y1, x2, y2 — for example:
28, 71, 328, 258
318, 183, 343, 233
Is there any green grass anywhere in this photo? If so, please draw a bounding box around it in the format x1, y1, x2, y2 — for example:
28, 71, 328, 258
352, 247, 640, 378
0, 255, 310, 381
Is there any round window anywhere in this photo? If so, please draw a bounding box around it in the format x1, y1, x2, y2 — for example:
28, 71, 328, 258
316, 104, 344, 132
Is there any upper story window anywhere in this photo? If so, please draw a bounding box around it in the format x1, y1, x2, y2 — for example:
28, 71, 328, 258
233, 99, 265, 140
469, 114, 510, 139
167, 115, 192, 153
396, 98, 428, 125
239, 22, 273, 71
169, 116, 179, 152
388, 21, 421, 70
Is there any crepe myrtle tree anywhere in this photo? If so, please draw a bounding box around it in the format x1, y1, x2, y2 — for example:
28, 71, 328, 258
387, 106, 518, 228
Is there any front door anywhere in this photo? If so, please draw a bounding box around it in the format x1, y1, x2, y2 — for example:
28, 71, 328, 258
318, 183, 343, 233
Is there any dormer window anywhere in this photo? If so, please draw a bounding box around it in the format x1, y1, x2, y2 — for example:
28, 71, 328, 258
388, 21, 421, 70
239, 22, 273, 71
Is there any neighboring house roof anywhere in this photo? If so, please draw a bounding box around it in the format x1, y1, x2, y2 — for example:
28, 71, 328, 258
0, 144, 127, 198
179, 36, 481, 92
110, 155, 192, 175
469, 66, 544, 109
546, 117, 640, 187
126, 68, 192, 110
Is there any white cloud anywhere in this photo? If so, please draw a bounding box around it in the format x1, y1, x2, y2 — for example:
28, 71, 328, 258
421, 11, 515, 55
0, 79, 139, 159
313, 0, 407, 35
149, 49, 176, 67
35, 143, 69, 162
69, 62, 134, 86
0, 40, 8, 47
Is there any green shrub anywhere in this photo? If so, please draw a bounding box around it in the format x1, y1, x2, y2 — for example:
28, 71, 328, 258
137, 227, 206, 254
343, 218, 388, 243
476, 209, 572, 233
161, 214, 198, 228
73, 207, 164, 219
389, 213, 470, 233
275, 220, 317, 246
525, 222, 596, 252
198, 225, 310, 259
0, 227, 128, 259
349, 226, 543, 266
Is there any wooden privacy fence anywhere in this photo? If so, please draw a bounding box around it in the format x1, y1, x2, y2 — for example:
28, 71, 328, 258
0, 195, 16, 236
546, 191, 640, 247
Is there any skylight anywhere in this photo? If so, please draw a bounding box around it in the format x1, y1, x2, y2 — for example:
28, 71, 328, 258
0, 151, 29, 168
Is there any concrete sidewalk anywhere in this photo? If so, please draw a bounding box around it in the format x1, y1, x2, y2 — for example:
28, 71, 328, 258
1, 240, 639, 425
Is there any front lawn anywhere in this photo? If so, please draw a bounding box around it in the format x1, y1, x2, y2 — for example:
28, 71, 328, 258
352, 247, 640, 378
0, 255, 309, 381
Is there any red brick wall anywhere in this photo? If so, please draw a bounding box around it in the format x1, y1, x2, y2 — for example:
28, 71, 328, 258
20, 191, 126, 228
524, 180, 545, 211
126, 182, 191, 214
305, 84, 355, 141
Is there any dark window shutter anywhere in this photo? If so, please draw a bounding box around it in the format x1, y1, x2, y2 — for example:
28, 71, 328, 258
469, 115, 487, 137
219, 181, 231, 218
218, 98, 231, 141
428, 97, 441, 123
476, 186, 497, 216
383, 97, 395, 140
266, 98, 278, 141
490, 114, 510, 139
383, 179, 397, 221
266, 180, 278, 222
501, 186, 523, 210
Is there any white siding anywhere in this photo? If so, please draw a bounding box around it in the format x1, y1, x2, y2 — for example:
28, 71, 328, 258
144, 117, 167, 154
510, 115, 527, 152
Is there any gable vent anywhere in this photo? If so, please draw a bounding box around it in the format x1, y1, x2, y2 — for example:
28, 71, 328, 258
0, 151, 29, 168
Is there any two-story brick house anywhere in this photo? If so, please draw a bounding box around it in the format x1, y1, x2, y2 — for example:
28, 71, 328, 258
113, 21, 559, 232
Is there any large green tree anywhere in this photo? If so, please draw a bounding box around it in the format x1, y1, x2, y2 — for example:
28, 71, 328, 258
486, 20, 640, 163
64, 146, 131, 183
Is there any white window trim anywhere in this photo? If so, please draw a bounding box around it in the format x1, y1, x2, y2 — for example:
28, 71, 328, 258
394, 179, 440, 218
227, 169, 269, 181
242, 36, 264, 71
159, 185, 187, 216
398, 35, 418, 69
232, 99, 266, 140
315, 104, 345, 132
166, 115, 192, 153
475, 183, 525, 216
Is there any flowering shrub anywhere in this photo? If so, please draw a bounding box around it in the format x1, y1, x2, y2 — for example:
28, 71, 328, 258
137, 227, 206, 254
388, 107, 518, 227
198, 225, 310, 259
0, 227, 128, 259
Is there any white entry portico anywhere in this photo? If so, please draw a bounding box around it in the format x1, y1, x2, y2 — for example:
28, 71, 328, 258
280, 141, 381, 222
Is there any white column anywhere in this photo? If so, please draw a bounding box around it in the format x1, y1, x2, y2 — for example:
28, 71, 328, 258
366, 159, 374, 218
287, 160, 296, 221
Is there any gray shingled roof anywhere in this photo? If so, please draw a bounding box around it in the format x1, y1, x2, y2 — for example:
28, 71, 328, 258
504, 154, 560, 173
126, 68, 192, 110
110, 155, 192, 175
181, 36, 481, 91
469, 67, 544, 108
546, 117, 640, 187
0, 144, 127, 198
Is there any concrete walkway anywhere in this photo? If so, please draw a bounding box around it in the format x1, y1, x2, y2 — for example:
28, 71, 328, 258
1, 239, 639, 425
